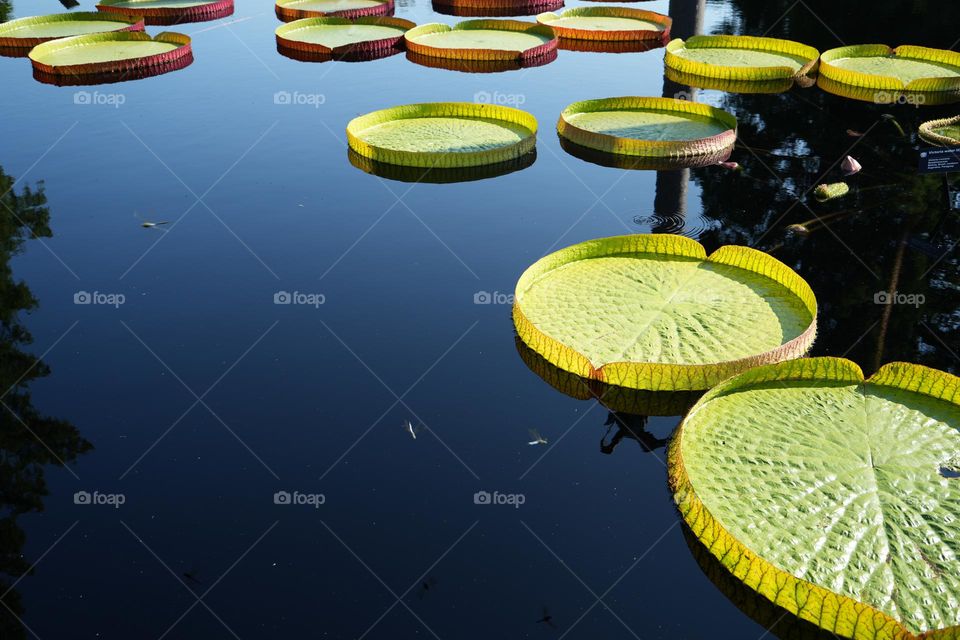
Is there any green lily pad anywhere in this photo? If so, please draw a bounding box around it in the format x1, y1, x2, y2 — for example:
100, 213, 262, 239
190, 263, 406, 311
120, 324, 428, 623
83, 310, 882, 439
665, 35, 819, 81
0, 12, 142, 49
513, 234, 817, 392
536, 7, 671, 42
920, 115, 960, 147
820, 45, 960, 93
404, 20, 556, 62
278, 21, 402, 47
670, 357, 960, 639
32, 35, 179, 65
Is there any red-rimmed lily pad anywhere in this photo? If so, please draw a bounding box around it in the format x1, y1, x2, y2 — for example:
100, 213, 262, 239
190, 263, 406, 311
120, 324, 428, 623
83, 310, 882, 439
0, 12, 144, 57
404, 19, 557, 63
275, 16, 414, 61
557, 97, 737, 165
29, 31, 192, 85
275, 0, 393, 22
431, 0, 563, 19
536, 7, 670, 44
96, 0, 233, 25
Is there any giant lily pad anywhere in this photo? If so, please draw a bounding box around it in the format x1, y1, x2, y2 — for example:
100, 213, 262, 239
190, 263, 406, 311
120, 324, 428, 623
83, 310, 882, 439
920, 115, 960, 147
275, 0, 393, 22
665, 35, 819, 81
820, 44, 960, 95
404, 19, 557, 62
96, 0, 233, 25
348, 147, 535, 182
557, 97, 737, 163
29, 31, 192, 85
275, 16, 413, 61
432, 0, 563, 18
536, 7, 670, 44
0, 12, 143, 56
347, 102, 537, 169
669, 357, 960, 639
513, 234, 817, 392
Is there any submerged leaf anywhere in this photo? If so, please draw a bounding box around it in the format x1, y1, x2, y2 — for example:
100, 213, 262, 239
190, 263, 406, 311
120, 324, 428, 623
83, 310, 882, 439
670, 357, 960, 639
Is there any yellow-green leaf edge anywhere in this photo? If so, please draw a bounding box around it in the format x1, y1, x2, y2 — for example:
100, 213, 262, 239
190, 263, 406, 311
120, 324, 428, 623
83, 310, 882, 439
668, 356, 960, 640
512, 234, 818, 392
919, 115, 960, 147
820, 44, 960, 92
346, 102, 538, 169
665, 34, 820, 81
404, 19, 557, 61
556, 96, 738, 159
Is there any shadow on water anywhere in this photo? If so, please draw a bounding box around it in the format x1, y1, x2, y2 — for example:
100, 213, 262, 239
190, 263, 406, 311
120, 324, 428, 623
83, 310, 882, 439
0, 166, 91, 638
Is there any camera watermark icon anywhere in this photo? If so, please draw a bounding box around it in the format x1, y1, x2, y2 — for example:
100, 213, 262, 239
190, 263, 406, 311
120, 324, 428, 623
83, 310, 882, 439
273, 290, 326, 308
473, 90, 526, 106
673, 90, 694, 101
874, 291, 925, 308
273, 490, 325, 508
73, 91, 126, 108
273, 91, 326, 108
473, 490, 525, 509
873, 91, 925, 106
74, 490, 126, 509
74, 290, 125, 308
473, 290, 513, 305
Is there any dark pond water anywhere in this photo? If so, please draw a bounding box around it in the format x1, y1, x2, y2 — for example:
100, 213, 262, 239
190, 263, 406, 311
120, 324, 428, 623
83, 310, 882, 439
1, 0, 960, 637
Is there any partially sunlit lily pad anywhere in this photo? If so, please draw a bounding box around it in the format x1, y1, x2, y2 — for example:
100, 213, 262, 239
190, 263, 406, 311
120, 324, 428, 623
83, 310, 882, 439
665, 35, 819, 81
558, 136, 731, 170
275, 0, 394, 22
669, 357, 960, 639
536, 7, 670, 44
404, 19, 557, 62
557, 97, 737, 163
920, 115, 960, 146
347, 102, 537, 169
348, 147, 535, 182
29, 31, 192, 85
275, 16, 413, 60
96, 0, 233, 25
664, 66, 797, 94
0, 12, 144, 56
432, 0, 563, 18
820, 44, 960, 94
513, 234, 817, 392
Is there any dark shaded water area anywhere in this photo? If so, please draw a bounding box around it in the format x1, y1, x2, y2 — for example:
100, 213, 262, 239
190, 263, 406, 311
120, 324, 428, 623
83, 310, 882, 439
1, 0, 959, 637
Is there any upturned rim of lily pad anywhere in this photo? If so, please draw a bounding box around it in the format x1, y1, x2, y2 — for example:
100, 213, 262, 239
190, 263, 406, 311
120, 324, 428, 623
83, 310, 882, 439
919, 115, 960, 146
558, 136, 732, 170
96, 0, 233, 25
513, 234, 818, 392
275, 16, 415, 58
536, 7, 670, 43
665, 35, 819, 81
346, 102, 538, 169
348, 147, 536, 182
404, 19, 557, 62
817, 73, 960, 105
0, 12, 144, 53
556, 96, 737, 159
275, 0, 394, 22
668, 356, 960, 639
29, 30, 193, 81
664, 66, 798, 94
431, 0, 563, 18
819, 44, 960, 92
405, 48, 555, 71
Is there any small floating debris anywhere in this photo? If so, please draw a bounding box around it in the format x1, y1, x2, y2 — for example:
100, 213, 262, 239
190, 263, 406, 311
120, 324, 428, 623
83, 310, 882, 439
0, 12, 144, 57
664, 35, 819, 87
275, 16, 414, 62
840, 155, 862, 176
513, 234, 817, 392
97, 0, 234, 25
275, 0, 394, 22
536, 7, 670, 45
347, 102, 537, 169
527, 429, 547, 445
29, 31, 193, 86
402, 419, 420, 439
557, 97, 737, 166
404, 19, 557, 64
813, 182, 849, 202
919, 115, 960, 147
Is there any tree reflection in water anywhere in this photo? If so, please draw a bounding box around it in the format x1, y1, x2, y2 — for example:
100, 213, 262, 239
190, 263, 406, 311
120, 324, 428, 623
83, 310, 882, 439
0, 166, 91, 638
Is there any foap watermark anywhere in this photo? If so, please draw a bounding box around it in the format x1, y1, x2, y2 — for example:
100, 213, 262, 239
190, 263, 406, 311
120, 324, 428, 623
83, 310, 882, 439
673, 90, 694, 101
273, 490, 325, 508
874, 91, 925, 106
874, 291, 925, 308
274, 290, 326, 307
74, 490, 126, 509
473, 490, 525, 509
274, 91, 326, 108
473, 290, 513, 305
74, 290, 125, 308
474, 90, 526, 106
74, 90, 126, 108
